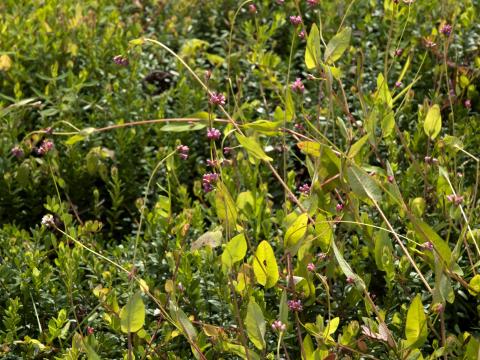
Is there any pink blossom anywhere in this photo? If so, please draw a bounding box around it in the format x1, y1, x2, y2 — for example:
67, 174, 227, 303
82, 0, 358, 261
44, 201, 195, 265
287, 299, 303, 312
207, 128, 221, 141
307, 263, 316, 272
208, 92, 226, 106
291, 78, 305, 93
289, 15, 302, 26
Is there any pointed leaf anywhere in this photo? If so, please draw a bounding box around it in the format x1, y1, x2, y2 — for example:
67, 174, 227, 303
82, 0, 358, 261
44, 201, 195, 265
235, 133, 272, 162
405, 294, 427, 349
215, 182, 238, 228
245, 298, 266, 350
346, 163, 382, 203
324, 27, 351, 64
305, 24, 321, 70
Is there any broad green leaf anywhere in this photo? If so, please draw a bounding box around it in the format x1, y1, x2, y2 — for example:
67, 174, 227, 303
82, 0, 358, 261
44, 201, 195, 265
303, 334, 315, 360
120, 292, 145, 333
323, 317, 340, 339
84, 341, 101, 360
243, 120, 281, 135
284, 213, 309, 248
160, 122, 206, 132
215, 182, 238, 229
253, 241, 279, 288
169, 301, 197, 341
324, 27, 351, 64
331, 239, 365, 290
221, 233, 247, 269
191, 230, 222, 251
235, 133, 272, 162
297, 141, 321, 157
245, 297, 266, 350
405, 294, 427, 349
423, 104, 442, 140
65, 134, 85, 145
348, 135, 369, 158
314, 213, 333, 252
346, 163, 382, 203
305, 24, 321, 70
285, 90, 295, 121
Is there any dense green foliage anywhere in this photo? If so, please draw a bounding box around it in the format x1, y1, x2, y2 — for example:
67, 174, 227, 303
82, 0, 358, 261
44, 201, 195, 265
1, 0, 480, 359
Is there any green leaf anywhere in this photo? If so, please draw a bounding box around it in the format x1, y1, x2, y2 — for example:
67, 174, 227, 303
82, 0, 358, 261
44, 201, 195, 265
374, 229, 393, 272
324, 27, 351, 64
160, 122, 206, 132
169, 301, 197, 341
120, 292, 145, 333
235, 133, 272, 162
346, 163, 382, 203
215, 182, 238, 229
253, 240, 279, 288
305, 24, 321, 70
423, 104, 442, 140
279, 290, 289, 326
314, 213, 333, 252
376, 73, 393, 108
297, 141, 321, 157
243, 120, 281, 136
221, 233, 247, 269
348, 135, 369, 158
411, 218, 452, 266
284, 213, 309, 248
65, 134, 85, 146
245, 297, 266, 350
405, 294, 427, 349
331, 239, 366, 290
468, 274, 480, 296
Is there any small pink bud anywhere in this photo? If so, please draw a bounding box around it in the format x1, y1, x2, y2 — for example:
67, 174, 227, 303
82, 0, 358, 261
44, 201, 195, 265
289, 15, 302, 26
336, 203, 344, 212
307, 263, 316, 272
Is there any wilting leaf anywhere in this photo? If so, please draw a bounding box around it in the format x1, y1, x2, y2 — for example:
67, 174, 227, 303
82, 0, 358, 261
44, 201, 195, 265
191, 230, 222, 251
253, 240, 279, 288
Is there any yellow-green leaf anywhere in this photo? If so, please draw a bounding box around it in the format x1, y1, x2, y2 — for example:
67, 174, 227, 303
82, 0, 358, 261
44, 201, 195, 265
221, 233, 247, 269
305, 24, 321, 70
284, 213, 308, 248
253, 240, 279, 288
245, 298, 266, 350
405, 294, 427, 349
324, 27, 351, 64
346, 163, 382, 203
215, 182, 238, 229
297, 141, 321, 157
423, 104, 442, 140
468, 274, 480, 296
120, 292, 145, 333
235, 134, 272, 162
348, 135, 370, 158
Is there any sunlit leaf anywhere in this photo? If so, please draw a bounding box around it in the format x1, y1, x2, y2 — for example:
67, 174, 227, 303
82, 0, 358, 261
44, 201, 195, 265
235, 133, 272, 161
120, 292, 145, 333
245, 297, 266, 350
221, 233, 247, 269
404, 294, 427, 349
324, 27, 351, 64
305, 23, 321, 70
284, 213, 309, 248
253, 240, 279, 288
423, 104, 442, 140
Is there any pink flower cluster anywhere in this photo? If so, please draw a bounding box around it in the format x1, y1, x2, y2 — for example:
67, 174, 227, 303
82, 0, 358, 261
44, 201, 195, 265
177, 145, 189, 160
440, 24, 452, 36
37, 139, 54, 155
209, 92, 226, 106
113, 55, 129, 66
446, 194, 464, 206
291, 78, 305, 93
207, 128, 221, 141
307, 263, 316, 272
289, 15, 302, 26
299, 183, 310, 195
202, 172, 219, 193
287, 299, 303, 312
11, 146, 24, 158
271, 320, 286, 332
